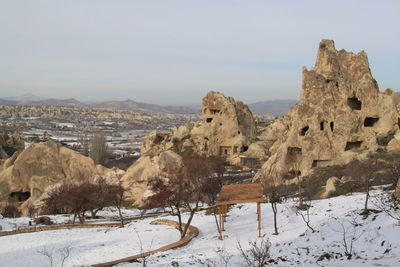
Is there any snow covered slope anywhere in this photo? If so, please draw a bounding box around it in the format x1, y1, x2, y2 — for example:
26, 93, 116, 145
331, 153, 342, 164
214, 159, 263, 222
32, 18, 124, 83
0, 191, 399, 267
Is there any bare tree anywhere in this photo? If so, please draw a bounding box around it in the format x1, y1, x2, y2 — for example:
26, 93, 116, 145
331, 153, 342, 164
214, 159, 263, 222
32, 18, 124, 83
373, 191, 400, 224
344, 154, 379, 215
263, 175, 286, 235
37, 245, 73, 267
107, 179, 126, 226
296, 178, 316, 233
199, 156, 226, 235
330, 213, 363, 259
146, 150, 215, 238
237, 237, 272, 267
27, 203, 37, 219
134, 229, 154, 267
42, 182, 99, 224
89, 130, 108, 165
43, 179, 126, 224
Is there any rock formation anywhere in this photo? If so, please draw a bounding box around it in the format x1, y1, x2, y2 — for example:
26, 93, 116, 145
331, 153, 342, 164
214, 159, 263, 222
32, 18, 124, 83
122, 91, 258, 206
0, 141, 124, 215
0, 132, 24, 159
254, 39, 399, 183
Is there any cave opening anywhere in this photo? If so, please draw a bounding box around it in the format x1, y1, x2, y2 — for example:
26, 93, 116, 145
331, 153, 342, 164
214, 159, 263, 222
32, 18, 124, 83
320, 121, 325, 131
241, 146, 249, 152
364, 117, 379, 127
9, 191, 31, 202
347, 97, 362, 110
283, 170, 302, 180
330, 122, 334, 132
206, 118, 213, 123
312, 160, 331, 168
300, 126, 309, 136
344, 141, 363, 151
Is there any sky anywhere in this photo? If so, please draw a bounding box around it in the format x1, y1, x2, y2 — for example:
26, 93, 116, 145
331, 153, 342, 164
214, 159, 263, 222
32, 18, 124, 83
0, 0, 399, 105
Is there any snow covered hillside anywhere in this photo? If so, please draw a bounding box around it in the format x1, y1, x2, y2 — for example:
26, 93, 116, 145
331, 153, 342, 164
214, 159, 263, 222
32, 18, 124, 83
0, 190, 399, 267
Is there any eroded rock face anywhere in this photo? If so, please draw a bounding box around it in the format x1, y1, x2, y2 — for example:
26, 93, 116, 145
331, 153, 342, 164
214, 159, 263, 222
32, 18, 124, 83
0, 141, 124, 215
122, 92, 258, 206
0, 133, 24, 159
122, 151, 184, 207
254, 40, 399, 183
141, 92, 257, 163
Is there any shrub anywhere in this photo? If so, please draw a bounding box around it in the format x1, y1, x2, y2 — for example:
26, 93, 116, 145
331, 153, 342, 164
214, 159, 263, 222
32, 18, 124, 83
1, 204, 21, 218
34, 216, 54, 225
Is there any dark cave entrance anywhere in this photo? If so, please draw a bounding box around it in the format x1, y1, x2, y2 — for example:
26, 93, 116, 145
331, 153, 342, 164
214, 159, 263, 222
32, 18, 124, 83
9, 191, 31, 202
364, 117, 379, 127
347, 97, 362, 110
300, 126, 309, 136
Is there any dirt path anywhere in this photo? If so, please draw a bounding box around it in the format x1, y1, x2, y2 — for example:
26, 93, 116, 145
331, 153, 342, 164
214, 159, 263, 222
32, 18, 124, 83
92, 219, 199, 267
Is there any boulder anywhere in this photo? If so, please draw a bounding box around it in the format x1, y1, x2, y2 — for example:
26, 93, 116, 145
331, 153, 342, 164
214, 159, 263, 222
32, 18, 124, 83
254, 40, 399, 184
321, 177, 340, 198
122, 150, 184, 207
0, 141, 124, 215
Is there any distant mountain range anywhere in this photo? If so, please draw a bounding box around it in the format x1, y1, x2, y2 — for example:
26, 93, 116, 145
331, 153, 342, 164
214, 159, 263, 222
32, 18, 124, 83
93, 99, 199, 114
0, 94, 297, 116
0, 95, 199, 114
248, 100, 298, 116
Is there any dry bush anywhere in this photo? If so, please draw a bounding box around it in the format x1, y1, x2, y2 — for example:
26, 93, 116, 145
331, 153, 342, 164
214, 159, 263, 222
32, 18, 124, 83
237, 237, 272, 267
330, 213, 363, 259
1, 204, 21, 218
373, 191, 400, 224
42, 179, 125, 224
37, 245, 73, 267
34, 216, 54, 225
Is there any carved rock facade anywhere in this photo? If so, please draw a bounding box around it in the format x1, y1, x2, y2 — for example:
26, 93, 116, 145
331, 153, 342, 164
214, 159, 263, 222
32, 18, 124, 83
254, 40, 399, 183
122, 91, 258, 206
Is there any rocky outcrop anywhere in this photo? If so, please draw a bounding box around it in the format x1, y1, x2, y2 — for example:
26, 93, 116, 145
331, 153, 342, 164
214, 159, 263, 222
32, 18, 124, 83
0, 132, 24, 159
321, 177, 341, 198
0, 141, 124, 215
122, 92, 258, 206
254, 40, 399, 183
122, 150, 184, 207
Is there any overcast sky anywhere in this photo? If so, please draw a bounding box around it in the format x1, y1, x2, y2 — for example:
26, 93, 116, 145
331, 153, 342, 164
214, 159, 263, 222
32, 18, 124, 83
0, 0, 399, 105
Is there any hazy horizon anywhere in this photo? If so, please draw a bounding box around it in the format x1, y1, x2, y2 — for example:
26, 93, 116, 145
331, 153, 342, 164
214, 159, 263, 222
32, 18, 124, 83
1, 1, 399, 105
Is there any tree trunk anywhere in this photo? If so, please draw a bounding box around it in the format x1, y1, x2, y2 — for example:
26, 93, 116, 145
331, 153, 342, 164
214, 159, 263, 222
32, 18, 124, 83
117, 206, 124, 227
79, 211, 85, 224
212, 206, 221, 234
364, 183, 370, 212
182, 210, 196, 238
177, 211, 183, 237
271, 202, 278, 235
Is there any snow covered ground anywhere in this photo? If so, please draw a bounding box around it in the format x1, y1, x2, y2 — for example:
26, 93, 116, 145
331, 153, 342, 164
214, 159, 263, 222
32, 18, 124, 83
1, 190, 399, 267
0, 216, 179, 267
